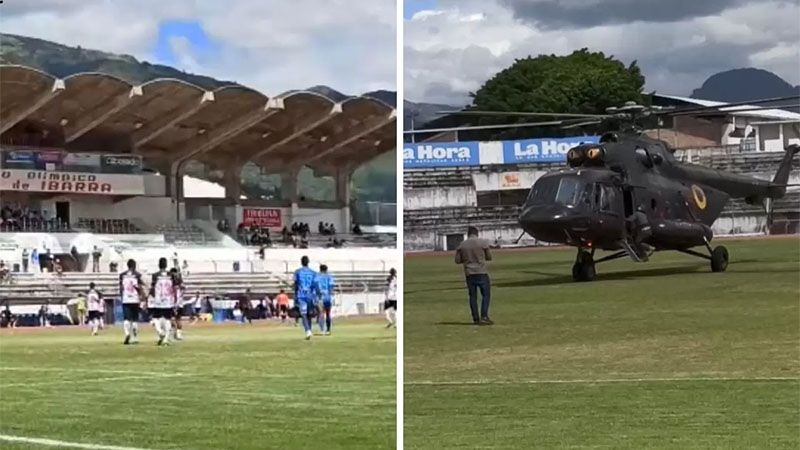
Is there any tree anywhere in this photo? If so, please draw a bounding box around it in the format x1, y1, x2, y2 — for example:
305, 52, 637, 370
467, 49, 645, 138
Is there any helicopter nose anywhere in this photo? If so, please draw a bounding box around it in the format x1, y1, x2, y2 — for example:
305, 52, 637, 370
519, 204, 571, 231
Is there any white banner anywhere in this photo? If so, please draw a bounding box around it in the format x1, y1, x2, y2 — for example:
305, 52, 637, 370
0, 169, 144, 195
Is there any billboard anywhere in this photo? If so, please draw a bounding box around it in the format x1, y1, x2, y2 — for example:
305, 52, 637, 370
242, 208, 282, 228
403, 141, 480, 168
63, 153, 101, 172
403, 136, 600, 168
101, 155, 142, 174
0, 169, 145, 195
1, 150, 36, 169
501, 136, 600, 164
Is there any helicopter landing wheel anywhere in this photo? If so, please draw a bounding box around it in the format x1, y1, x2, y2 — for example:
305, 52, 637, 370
710, 245, 729, 273
572, 250, 596, 282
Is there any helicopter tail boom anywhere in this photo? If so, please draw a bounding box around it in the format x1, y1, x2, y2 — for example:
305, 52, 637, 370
767, 143, 800, 198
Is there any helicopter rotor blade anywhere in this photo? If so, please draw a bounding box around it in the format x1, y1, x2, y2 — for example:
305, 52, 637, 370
560, 120, 603, 129
656, 95, 800, 116
436, 110, 611, 119
683, 103, 800, 116
404, 119, 577, 135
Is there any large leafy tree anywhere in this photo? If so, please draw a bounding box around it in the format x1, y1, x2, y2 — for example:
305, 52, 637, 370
467, 49, 645, 138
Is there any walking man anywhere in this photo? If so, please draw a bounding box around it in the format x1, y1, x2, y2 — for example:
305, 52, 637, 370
455, 226, 493, 325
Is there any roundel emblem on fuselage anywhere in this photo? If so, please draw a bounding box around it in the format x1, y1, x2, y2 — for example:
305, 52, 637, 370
691, 184, 707, 210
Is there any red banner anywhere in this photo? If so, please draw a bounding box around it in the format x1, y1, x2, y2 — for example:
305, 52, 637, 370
242, 208, 282, 228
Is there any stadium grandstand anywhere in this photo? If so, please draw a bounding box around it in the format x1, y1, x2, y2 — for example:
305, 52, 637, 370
0, 64, 397, 324
403, 98, 800, 251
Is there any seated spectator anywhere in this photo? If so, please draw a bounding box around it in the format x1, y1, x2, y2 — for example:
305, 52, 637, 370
0, 304, 16, 328
53, 258, 64, 277
0, 261, 10, 284
353, 223, 363, 235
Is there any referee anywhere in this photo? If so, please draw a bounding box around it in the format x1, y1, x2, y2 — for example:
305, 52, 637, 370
455, 226, 493, 325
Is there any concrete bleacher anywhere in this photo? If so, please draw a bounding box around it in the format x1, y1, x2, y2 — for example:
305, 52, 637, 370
405, 205, 519, 231
404, 169, 473, 188
0, 268, 390, 305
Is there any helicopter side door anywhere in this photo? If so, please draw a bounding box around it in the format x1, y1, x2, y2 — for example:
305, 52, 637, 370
594, 183, 626, 243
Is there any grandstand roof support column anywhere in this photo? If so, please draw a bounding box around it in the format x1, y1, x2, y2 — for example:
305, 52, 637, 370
0, 79, 65, 134
336, 167, 353, 232
281, 167, 300, 224
223, 163, 242, 202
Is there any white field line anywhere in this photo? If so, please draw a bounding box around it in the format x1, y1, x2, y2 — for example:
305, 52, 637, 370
1, 373, 185, 389
0, 434, 156, 450
0, 367, 178, 377
406, 376, 800, 386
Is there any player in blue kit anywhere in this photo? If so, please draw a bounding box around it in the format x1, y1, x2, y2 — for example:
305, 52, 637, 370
293, 255, 317, 340
314, 264, 336, 335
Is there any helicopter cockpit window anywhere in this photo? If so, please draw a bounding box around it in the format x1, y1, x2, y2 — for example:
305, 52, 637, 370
555, 177, 591, 207
599, 184, 616, 212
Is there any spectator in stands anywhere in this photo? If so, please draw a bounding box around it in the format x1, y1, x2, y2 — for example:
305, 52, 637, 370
300, 234, 309, 249
54, 258, 64, 277
353, 223, 363, 235
92, 246, 102, 273
31, 248, 39, 273
172, 252, 180, 270
38, 301, 51, 327
43, 247, 52, 272
0, 261, 10, 284
1, 304, 16, 328
21, 248, 29, 273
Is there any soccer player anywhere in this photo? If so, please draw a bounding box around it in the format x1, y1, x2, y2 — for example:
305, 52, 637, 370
119, 259, 144, 345
293, 255, 317, 340
169, 268, 185, 340
384, 268, 397, 328
87, 282, 104, 336
149, 257, 178, 346
314, 264, 335, 335
275, 288, 290, 323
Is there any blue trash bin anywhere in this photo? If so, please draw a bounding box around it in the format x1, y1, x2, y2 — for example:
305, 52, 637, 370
212, 309, 226, 323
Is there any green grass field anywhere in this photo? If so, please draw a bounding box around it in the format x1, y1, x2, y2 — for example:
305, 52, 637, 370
404, 238, 800, 449
0, 319, 395, 450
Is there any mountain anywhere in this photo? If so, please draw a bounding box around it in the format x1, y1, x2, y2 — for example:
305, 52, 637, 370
1, 33, 397, 101
0, 33, 235, 89
403, 100, 460, 130
691, 68, 800, 104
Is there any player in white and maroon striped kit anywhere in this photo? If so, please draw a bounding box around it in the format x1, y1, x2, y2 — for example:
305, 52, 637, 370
119, 259, 144, 345
148, 257, 178, 346
87, 282, 104, 336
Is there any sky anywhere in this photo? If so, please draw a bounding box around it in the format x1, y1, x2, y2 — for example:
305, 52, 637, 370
0, 0, 397, 96
405, 0, 800, 105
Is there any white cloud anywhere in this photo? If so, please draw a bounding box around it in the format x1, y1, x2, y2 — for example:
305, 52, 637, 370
405, 0, 800, 104
0, 0, 396, 96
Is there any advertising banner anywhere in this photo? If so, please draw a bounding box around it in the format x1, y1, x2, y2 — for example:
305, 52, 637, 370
500, 172, 521, 188
63, 153, 101, 172
1, 150, 36, 169
242, 208, 282, 228
0, 169, 145, 195
101, 155, 142, 174
403, 141, 480, 168
501, 136, 600, 164
35, 150, 64, 170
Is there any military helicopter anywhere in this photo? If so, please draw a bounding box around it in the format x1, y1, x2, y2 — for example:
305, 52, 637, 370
422, 96, 800, 281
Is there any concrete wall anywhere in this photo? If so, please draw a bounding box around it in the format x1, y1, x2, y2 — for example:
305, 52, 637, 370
404, 186, 476, 210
